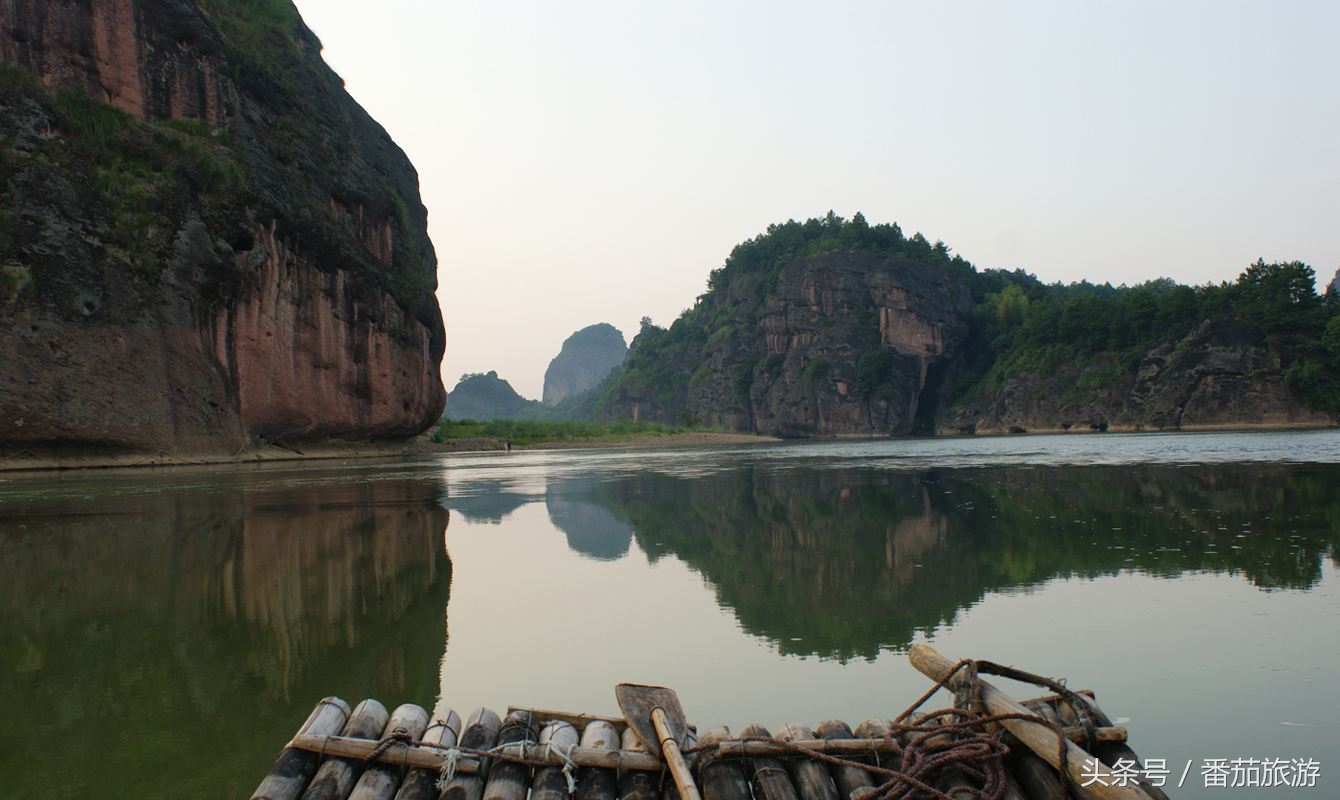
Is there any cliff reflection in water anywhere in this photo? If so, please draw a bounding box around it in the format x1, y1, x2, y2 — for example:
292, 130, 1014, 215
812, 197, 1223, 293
552, 462, 1340, 661
0, 474, 451, 800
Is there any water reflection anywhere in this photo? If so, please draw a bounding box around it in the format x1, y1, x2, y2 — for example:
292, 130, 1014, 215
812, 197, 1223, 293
546, 476, 634, 560
547, 463, 1340, 661
444, 478, 530, 523
0, 474, 451, 800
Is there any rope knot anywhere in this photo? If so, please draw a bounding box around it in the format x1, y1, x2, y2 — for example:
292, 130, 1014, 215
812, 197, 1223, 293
435, 747, 462, 791
365, 726, 415, 764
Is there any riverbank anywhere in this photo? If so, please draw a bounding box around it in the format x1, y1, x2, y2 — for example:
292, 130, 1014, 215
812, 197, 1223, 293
5, 420, 1333, 471
0, 431, 782, 471
941, 419, 1336, 436
0, 438, 437, 473
432, 431, 779, 452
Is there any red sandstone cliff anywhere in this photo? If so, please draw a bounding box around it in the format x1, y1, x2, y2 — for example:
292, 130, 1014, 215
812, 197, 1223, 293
602, 251, 974, 436
0, 0, 446, 464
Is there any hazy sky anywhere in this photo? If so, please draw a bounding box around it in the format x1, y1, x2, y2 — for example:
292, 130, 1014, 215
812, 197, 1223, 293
295, 0, 1338, 400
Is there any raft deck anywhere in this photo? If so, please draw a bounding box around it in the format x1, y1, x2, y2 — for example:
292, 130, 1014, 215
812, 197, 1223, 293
250, 645, 1172, 800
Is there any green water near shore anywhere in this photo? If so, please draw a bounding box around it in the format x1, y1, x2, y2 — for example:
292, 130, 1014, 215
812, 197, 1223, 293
1, 430, 1337, 797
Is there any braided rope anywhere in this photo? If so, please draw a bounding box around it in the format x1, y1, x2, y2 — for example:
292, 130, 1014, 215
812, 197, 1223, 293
360, 659, 1087, 800
365, 726, 414, 765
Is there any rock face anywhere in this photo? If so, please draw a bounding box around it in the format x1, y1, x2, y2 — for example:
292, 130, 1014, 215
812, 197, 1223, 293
1329, 268, 1340, 297
602, 252, 975, 436
0, 0, 445, 462
595, 219, 1332, 436
938, 315, 1332, 434
444, 371, 540, 421
542, 323, 627, 405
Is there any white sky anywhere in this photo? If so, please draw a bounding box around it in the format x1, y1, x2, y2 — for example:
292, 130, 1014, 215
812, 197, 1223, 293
295, 0, 1339, 400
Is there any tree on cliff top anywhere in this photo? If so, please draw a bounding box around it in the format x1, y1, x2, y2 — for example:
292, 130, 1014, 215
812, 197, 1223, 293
705, 211, 972, 292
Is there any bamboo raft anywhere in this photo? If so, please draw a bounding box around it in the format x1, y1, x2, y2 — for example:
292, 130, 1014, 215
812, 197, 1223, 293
250, 646, 1172, 800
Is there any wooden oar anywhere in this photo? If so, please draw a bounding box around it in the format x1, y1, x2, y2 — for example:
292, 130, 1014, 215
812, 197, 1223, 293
615, 684, 703, 800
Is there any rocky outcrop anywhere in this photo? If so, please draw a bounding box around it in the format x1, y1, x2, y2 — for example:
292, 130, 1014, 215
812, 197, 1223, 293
444, 371, 540, 421
597, 221, 1331, 436
1, 0, 225, 123
0, 0, 445, 465
938, 315, 1333, 434
602, 251, 974, 436
542, 323, 626, 405
1328, 268, 1340, 298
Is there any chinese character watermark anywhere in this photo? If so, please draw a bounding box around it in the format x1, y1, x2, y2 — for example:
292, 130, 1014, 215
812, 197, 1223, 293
1077, 757, 1321, 789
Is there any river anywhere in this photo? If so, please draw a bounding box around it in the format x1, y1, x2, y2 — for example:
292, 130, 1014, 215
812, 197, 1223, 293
1, 430, 1336, 798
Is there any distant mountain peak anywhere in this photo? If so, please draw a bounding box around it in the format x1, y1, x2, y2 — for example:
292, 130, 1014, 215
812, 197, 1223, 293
543, 323, 627, 405
444, 372, 539, 420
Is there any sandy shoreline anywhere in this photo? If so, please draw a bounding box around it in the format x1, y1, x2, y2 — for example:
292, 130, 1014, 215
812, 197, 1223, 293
431, 431, 781, 453
0, 432, 781, 472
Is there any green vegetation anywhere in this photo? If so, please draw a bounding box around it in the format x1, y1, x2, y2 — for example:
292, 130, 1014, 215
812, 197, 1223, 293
431, 418, 707, 447
443, 371, 542, 421
0, 67, 247, 304
1, 0, 436, 319
800, 359, 831, 386
855, 349, 899, 398
197, 0, 306, 97
603, 209, 1340, 426
707, 210, 971, 291
596, 210, 1339, 425
595, 212, 971, 417
596, 461, 1340, 660
956, 260, 1340, 413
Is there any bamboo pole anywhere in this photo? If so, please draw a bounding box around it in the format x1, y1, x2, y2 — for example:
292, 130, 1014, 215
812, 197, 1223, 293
814, 721, 876, 800
577, 720, 622, 800
693, 728, 751, 800
618, 726, 662, 800
739, 725, 799, 800
299, 699, 391, 800
441, 708, 502, 800
532, 721, 580, 800
662, 729, 699, 800
1001, 775, 1029, 800
509, 707, 629, 735
252, 697, 352, 800
482, 711, 539, 800
716, 739, 899, 758
852, 720, 899, 775
777, 724, 839, 800
653, 708, 702, 800
1010, 751, 1075, 800
907, 644, 1152, 800
288, 734, 666, 772
392, 709, 461, 800
289, 733, 924, 773
349, 704, 430, 800
1069, 696, 1170, 800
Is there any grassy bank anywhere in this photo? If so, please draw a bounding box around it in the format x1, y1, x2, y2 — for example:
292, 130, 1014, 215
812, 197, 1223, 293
431, 418, 709, 447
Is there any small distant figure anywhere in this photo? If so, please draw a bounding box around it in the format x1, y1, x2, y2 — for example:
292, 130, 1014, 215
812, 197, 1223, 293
505, 437, 512, 453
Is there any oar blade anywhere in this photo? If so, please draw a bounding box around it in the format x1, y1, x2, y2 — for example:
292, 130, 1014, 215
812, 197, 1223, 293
615, 683, 687, 757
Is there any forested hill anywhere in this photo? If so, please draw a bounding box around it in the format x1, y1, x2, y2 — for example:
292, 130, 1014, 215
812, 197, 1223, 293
944, 257, 1339, 433
443, 372, 541, 421
589, 213, 1338, 436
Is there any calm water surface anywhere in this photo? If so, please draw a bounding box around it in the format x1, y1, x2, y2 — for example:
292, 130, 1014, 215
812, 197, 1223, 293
2, 430, 1338, 798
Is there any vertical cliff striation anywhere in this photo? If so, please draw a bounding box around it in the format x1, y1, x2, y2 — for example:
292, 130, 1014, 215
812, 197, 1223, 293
0, 0, 445, 464
595, 217, 975, 436
592, 216, 1334, 436
542, 323, 627, 405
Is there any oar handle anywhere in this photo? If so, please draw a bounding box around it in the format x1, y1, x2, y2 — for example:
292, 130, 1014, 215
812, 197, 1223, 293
652, 707, 702, 800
